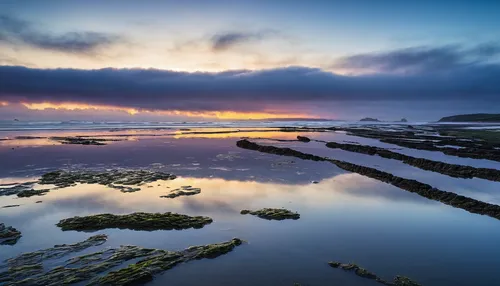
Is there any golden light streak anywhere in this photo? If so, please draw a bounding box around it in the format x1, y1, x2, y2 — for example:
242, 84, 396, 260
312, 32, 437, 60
20, 102, 316, 120
22, 102, 139, 115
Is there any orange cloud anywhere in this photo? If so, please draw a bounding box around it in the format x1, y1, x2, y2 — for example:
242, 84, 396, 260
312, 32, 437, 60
0, 101, 9, 106
19, 101, 315, 120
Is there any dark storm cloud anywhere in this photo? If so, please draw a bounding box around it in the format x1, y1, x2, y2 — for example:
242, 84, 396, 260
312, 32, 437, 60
0, 15, 122, 53
333, 44, 500, 73
211, 31, 274, 51
1, 61, 499, 113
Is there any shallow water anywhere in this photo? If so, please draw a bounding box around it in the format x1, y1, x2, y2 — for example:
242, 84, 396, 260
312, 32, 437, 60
1, 127, 500, 286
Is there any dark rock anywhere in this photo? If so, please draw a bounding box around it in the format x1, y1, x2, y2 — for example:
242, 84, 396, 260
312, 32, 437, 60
160, 186, 201, 198
360, 117, 380, 122
57, 212, 213, 232
0, 182, 37, 197
236, 139, 500, 221
39, 169, 176, 191
17, 189, 50, 198
0, 236, 242, 285
1, 205, 20, 208
240, 208, 300, 220
3, 234, 107, 267
0, 223, 22, 245
325, 141, 500, 182
297, 136, 311, 142
328, 261, 421, 286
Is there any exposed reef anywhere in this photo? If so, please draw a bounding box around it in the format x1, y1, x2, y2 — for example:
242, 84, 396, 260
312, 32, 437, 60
3, 235, 107, 267
2, 205, 20, 208
240, 208, 300, 220
236, 139, 500, 221
92, 238, 242, 285
297, 136, 311, 142
325, 141, 500, 182
0, 223, 22, 245
328, 261, 421, 286
57, 212, 213, 232
160, 185, 201, 198
0, 182, 37, 197
39, 169, 176, 189
49, 136, 121, 145
0, 236, 242, 285
17, 188, 50, 198
341, 127, 500, 162
1, 170, 177, 198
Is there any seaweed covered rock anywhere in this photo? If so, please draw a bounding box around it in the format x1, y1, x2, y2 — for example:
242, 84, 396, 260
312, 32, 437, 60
0, 182, 37, 197
17, 189, 50, 198
93, 238, 242, 285
237, 139, 500, 221
4, 235, 107, 267
160, 186, 201, 199
39, 169, 176, 189
0, 237, 243, 285
297, 136, 311, 142
328, 261, 421, 286
57, 212, 213, 232
240, 208, 300, 220
325, 141, 500, 182
0, 223, 22, 245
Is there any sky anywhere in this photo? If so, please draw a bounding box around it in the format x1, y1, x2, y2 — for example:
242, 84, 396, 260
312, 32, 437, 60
0, 0, 499, 121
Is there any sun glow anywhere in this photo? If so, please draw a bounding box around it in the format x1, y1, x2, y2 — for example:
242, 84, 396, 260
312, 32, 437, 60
22, 102, 139, 115
0, 101, 9, 107
20, 102, 315, 120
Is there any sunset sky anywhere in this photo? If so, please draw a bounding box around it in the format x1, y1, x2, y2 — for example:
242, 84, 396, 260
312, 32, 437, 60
1, 0, 499, 121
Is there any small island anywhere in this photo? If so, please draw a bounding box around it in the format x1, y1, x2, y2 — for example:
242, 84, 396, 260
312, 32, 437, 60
438, 113, 500, 122
359, 117, 380, 122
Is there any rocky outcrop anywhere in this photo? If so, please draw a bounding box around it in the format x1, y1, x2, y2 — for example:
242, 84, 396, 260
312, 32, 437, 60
160, 186, 201, 198
328, 261, 421, 286
0, 223, 22, 245
240, 208, 300, 220
0, 236, 242, 285
297, 136, 311, 142
39, 169, 176, 189
236, 139, 500, 221
360, 117, 380, 122
57, 212, 213, 232
4, 235, 107, 267
325, 142, 500, 182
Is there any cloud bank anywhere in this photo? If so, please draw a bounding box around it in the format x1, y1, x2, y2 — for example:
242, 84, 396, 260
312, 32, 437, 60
0, 61, 499, 115
333, 44, 500, 73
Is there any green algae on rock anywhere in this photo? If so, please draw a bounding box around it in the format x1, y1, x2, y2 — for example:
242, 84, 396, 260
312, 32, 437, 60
0, 264, 44, 284
3, 235, 107, 267
16, 188, 50, 198
328, 261, 421, 286
325, 141, 500, 182
1, 238, 242, 286
57, 212, 213, 232
240, 208, 300, 220
160, 185, 201, 198
39, 169, 176, 190
92, 238, 243, 285
0, 223, 22, 245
